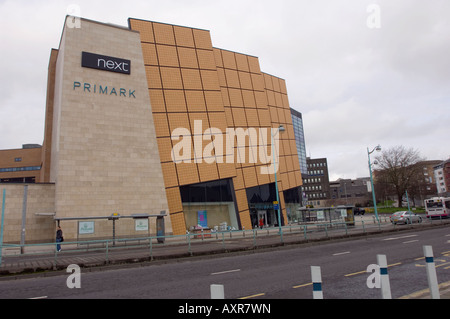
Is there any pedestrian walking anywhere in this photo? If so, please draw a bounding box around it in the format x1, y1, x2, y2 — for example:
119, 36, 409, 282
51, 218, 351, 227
56, 226, 63, 252
259, 217, 264, 229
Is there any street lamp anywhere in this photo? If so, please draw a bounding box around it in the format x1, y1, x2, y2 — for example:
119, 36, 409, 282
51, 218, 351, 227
367, 145, 381, 223
272, 125, 285, 243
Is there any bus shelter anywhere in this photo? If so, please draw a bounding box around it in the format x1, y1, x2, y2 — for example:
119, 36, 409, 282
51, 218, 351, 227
296, 206, 355, 226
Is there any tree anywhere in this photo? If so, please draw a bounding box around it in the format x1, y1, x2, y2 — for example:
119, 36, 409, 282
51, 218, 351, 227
374, 146, 424, 208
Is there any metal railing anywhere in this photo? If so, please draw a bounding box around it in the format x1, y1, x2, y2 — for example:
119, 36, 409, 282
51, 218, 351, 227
1, 215, 449, 271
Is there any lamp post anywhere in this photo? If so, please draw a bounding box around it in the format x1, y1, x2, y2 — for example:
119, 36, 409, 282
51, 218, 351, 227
367, 145, 381, 223
272, 125, 285, 243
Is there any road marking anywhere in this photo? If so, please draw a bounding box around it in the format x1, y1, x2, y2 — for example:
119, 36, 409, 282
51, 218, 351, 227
382, 234, 418, 241
293, 282, 313, 289
28, 296, 48, 299
403, 240, 419, 244
333, 251, 350, 256
239, 293, 265, 299
344, 263, 402, 277
436, 261, 450, 268
211, 269, 241, 276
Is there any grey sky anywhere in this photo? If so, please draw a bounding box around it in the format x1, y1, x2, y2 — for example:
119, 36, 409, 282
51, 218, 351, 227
0, 0, 449, 180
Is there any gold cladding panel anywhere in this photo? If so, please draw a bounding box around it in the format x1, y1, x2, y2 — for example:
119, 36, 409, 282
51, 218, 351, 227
160, 67, 183, 89
242, 90, 256, 108
157, 137, 175, 163
141, 43, 158, 65
224, 69, 240, 88
185, 90, 206, 112
129, 19, 155, 43
197, 49, 216, 70
235, 53, 250, 72
228, 89, 244, 107
221, 50, 237, 69
148, 89, 166, 113
153, 22, 176, 45
204, 91, 224, 112
247, 56, 261, 74
169, 212, 187, 236
145, 66, 162, 89
177, 47, 199, 69
152, 113, 170, 137
198, 162, 219, 182
231, 108, 247, 127
168, 113, 191, 135
176, 162, 200, 186
238, 72, 253, 90
181, 69, 203, 90
156, 45, 179, 67
193, 29, 213, 50
165, 187, 183, 214
164, 90, 187, 113
173, 25, 195, 48
242, 166, 258, 188
161, 162, 179, 188
201, 70, 221, 91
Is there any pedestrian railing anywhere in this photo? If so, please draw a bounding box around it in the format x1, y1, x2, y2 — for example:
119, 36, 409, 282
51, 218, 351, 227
1, 215, 449, 270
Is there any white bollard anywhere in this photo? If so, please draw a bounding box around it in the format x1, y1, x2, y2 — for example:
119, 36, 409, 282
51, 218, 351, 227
423, 245, 440, 299
210, 284, 225, 299
376, 254, 392, 299
311, 266, 323, 299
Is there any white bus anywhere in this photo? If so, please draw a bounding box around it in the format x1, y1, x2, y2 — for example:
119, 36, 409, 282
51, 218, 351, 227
424, 197, 450, 219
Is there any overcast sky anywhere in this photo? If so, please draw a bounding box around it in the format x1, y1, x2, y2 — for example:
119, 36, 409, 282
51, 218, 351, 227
0, 0, 449, 180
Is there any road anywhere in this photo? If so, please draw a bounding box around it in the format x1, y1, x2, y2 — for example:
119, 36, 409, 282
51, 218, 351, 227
0, 225, 449, 299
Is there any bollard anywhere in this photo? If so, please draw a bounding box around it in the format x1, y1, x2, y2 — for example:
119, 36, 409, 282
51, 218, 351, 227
423, 245, 440, 299
311, 266, 323, 299
377, 254, 391, 299
211, 284, 225, 299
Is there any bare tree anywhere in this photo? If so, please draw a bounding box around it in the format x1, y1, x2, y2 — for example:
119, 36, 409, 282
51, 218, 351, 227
374, 146, 424, 207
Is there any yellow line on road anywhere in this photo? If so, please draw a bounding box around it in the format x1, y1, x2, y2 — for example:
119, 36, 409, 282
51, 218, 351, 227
239, 293, 265, 299
292, 282, 313, 289
345, 263, 402, 277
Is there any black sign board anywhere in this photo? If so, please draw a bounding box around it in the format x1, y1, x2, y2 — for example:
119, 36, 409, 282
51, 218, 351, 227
81, 52, 131, 75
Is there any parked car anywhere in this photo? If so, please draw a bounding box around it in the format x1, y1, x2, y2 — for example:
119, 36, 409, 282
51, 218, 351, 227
390, 211, 422, 225
353, 207, 366, 216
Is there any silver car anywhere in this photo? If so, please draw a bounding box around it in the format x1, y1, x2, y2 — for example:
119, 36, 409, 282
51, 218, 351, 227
390, 211, 423, 225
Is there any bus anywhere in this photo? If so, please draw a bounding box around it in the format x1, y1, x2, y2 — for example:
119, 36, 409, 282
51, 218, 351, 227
424, 197, 450, 219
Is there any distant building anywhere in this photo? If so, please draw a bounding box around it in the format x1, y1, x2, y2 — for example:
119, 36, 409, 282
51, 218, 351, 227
434, 159, 450, 197
304, 157, 330, 207
290, 108, 308, 206
290, 109, 307, 176
0, 144, 42, 183
329, 177, 371, 207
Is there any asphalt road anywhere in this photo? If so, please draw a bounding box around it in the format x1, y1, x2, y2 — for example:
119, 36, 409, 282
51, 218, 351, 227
0, 225, 449, 299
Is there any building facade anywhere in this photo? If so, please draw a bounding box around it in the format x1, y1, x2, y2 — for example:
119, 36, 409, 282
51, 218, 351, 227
0, 16, 302, 243
303, 157, 330, 207
434, 159, 450, 197
329, 177, 371, 207
290, 109, 307, 176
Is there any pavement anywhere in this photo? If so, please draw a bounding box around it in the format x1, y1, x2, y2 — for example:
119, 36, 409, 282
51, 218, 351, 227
1, 215, 450, 299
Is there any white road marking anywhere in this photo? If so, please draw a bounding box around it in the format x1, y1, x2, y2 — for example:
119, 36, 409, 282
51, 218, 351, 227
333, 251, 350, 256
382, 234, 418, 241
211, 269, 241, 276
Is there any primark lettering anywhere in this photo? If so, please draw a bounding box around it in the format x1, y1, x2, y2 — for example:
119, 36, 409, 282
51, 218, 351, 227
73, 81, 136, 98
